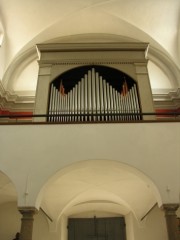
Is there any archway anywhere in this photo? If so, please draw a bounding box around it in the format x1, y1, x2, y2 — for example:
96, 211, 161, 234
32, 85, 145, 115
0, 170, 20, 240
36, 160, 162, 240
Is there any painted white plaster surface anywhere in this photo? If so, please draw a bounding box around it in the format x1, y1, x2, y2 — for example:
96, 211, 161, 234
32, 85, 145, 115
0, 122, 179, 222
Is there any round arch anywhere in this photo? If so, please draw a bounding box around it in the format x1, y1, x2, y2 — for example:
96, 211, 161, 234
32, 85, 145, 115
51, 64, 137, 91
0, 169, 18, 205
35, 160, 162, 224
2, 34, 179, 95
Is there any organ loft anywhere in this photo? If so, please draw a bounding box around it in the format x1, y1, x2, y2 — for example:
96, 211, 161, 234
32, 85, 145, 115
34, 43, 154, 121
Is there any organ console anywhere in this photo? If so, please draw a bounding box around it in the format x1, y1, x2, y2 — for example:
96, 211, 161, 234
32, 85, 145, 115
48, 68, 141, 122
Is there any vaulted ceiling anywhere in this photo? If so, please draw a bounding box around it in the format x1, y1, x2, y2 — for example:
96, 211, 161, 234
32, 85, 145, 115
0, 160, 159, 224
0, 0, 180, 97
0, 0, 179, 224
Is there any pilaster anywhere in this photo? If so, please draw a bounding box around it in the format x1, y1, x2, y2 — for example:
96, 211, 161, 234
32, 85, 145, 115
162, 204, 180, 240
134, 62, 155, 120
18, 207, 38, 240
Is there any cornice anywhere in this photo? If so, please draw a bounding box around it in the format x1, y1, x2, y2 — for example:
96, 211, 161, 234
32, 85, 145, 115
38, 59, 147, 66
0, 81, 34, 111
1, 81, 180, 111
153, 88, 180, 109
37, 42, 149, 68
18, 206, 39, 214
36, 42, 149, 53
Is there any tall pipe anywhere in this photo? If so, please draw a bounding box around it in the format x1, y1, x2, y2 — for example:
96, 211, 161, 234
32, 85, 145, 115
69, 90, 73, 122
103, 79, 108, 121
99, 76, 104, 121
78, 81, 81, 121
49, 84, 54, 122
88, 70, 92, 121
95, 72, 100, 121
92, 68, 96, 121
80, 78, 84, 121
84, 74, 88, 121
49, 68, 140, 123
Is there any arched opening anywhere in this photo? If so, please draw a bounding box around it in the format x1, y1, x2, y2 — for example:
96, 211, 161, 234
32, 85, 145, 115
36, 160, 162, 240
0, 170, 18, 208
48, 65, 141, 122
0, 170, 20, 240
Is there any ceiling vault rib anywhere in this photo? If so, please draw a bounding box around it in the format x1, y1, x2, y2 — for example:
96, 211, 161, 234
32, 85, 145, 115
140, 203, 157, 221
40, 207, 53, 222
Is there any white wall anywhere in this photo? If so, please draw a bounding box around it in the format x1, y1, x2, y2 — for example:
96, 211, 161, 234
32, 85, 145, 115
33, 209, 59, 240
12, 60, 38, 94
0, 202, 59, 240
148, 61, 172, 90
0, 35, 7, 80
131, 205, 168, 240
0, 122, 179, 207
0, 202, 169, 240
0, 202, 21, 240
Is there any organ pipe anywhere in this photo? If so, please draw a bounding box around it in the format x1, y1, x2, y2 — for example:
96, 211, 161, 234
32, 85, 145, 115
48, 68, 140, 122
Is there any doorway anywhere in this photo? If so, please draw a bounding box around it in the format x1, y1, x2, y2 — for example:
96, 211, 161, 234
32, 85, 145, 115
68, 217, 126, 240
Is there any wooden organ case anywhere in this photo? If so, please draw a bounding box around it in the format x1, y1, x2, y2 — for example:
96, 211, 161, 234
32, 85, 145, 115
34, 43, 154, 122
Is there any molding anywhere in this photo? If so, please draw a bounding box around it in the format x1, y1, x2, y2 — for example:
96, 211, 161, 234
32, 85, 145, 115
37, 42, 149, 66
0, 81, 34, 111
38, 59, 146, 65
161, 204, 179, 215
36, 42, 149, 53
18, 206, 39, 213
1, 81, 180, 111
153, 88, 180, 109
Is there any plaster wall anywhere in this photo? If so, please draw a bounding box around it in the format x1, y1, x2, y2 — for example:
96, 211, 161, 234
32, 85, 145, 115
0, 37, 7, 80
0, 202, 56, 240
60, 215, 68, 240
0, 122, 179, 207
0, 202, 21, 240
0, 202, 169, 240
33, 209, 58, 240
132, 205, 168, 240
12, 60, 38, 93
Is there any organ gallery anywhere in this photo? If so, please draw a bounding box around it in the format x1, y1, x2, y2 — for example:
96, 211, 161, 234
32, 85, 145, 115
34, 42, 155, 122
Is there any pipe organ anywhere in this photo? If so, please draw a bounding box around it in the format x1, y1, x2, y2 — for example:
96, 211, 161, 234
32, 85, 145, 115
48, 68, 141, 122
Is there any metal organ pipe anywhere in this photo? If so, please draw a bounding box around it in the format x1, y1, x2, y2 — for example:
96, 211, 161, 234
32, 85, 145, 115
96, 72, 100, 121
99, 76, 104, 121
91, 68, 96, 121
103, 79, 108, 121
48, 68, 140, 122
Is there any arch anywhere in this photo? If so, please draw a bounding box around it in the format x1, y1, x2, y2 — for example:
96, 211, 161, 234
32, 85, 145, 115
36, 160, 162, 224
0, 32, 3, 46
0, 15, 5, 46
2, 34, 179, 96
2, 46, 38, 91
51, 64, 137, 92
2, 32, 179, 93
148, 46, 180, 88
0, 169, 18, 206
